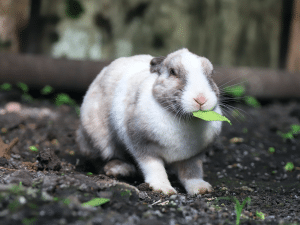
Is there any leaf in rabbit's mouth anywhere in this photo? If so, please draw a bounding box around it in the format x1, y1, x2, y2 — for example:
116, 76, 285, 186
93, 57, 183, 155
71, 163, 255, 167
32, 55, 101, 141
193, 110, 232, 125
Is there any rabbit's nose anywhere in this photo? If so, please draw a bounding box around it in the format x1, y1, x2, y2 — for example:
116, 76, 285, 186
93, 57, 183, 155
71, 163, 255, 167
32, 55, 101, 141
194, 94, 207, 106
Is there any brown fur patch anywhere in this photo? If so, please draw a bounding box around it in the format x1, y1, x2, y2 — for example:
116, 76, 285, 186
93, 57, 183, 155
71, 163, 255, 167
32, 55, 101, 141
152, 55, 188, 114
173, 156, 204, 180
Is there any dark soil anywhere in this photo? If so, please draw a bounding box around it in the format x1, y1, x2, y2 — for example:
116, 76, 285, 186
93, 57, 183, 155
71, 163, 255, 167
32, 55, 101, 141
0, 90, 300, 225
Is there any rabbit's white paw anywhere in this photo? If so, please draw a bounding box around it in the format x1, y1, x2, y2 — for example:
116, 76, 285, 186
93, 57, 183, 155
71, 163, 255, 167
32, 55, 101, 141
184, 179, 213, 195
149, 182, 177, 195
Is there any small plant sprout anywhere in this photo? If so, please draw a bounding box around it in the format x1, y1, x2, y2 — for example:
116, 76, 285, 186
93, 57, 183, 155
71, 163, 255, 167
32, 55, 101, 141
82, 198, 110, 207
17, 82, 29, 93
62, 198, 71, 205
10, 182, 23, 195
55, 93, 76, 106
193, 110, 232, 125
224, 85, 246, 97
22, 217, 37, 225
121, 190, 131, 197
41, 85, 54, 95
284, 162, 294, 172
215, 196, 251, 225
268, 147, 275, 154
242, 128, 248, 133
291, 124, 300, 135
244, 96, 261, 108
223, 84, 261, 109
86, 172, 93, 176
0, 83, 12, 91
29, 146, 38, 152
16, 82, 34, 103
277, 124, 300, 142
256, 211, 265, 220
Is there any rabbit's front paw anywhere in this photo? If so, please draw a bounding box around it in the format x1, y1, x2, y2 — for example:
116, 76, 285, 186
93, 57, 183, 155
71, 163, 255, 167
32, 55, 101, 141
104, 159, 136, 177
148, 182, 177, 195
184, 179, 213, 195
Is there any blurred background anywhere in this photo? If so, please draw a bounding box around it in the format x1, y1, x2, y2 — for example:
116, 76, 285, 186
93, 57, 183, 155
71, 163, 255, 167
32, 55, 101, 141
1, 0, 297, 70
1, 0, 300, 100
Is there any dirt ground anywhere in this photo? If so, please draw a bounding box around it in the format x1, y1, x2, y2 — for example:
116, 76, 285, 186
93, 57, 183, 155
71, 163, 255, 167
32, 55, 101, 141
0, 89, 300, 225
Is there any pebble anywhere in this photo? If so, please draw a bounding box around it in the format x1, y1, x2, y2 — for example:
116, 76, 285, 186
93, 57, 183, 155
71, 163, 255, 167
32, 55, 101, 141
5, 102, 21, 112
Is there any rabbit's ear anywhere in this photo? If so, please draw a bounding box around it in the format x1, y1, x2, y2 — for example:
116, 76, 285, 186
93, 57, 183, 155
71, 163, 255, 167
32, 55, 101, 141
150, 56, 165, 74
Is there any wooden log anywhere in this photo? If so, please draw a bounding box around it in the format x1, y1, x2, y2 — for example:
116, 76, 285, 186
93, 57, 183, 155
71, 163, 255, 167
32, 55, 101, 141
0, 53, 109, 93
286, 0, 300, 72
0, 53, 300, 99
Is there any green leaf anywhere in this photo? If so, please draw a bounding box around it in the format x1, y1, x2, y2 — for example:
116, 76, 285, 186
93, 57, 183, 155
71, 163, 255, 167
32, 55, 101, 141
193, 110, 232, 125
82, 198, 110, 207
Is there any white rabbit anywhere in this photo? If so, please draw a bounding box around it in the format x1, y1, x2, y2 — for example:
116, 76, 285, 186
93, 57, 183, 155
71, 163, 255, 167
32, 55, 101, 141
76, 48, 223, 195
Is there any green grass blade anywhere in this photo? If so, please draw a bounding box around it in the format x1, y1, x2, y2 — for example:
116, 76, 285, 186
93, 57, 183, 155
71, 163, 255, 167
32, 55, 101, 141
81, 198, 110, 207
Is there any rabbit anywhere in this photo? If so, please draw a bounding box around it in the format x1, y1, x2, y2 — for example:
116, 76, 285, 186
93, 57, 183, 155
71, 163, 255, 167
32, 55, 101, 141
76, 48, 223, 195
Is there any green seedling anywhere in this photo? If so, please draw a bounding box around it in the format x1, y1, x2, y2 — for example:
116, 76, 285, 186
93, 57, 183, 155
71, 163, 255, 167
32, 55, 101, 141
10, 182, 23, 195
55, 93, 76, 106
22, 217, 37, 225
22, 93, 34, 103
86, 172, 93, 176
29, 146, 38, 152
62, 198, 71, 205
256, 211, 265, 220
277, 124, 300, 141
291, 124, 300, 134
216, 196, 251, 225
17, 82, 34, 103
17, 82, 29, 93
82, 198, 110, 207
224, 85, 246, 97
8, 198, 22, 212
244, 96, 260, 108
41, 85, 54, 95
284, 162, 294, 172
193, 110, 232, 125
242, 128, 248, 134
121, 189, 131, 197
268, 147, 275, 154
0, 83, 12, 91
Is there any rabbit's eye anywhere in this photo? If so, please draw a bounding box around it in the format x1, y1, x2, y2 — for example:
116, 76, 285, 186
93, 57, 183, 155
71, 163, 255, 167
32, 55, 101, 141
169, 68, 176, 76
